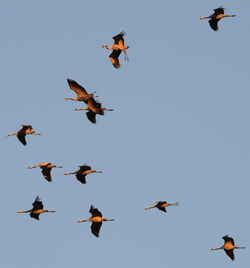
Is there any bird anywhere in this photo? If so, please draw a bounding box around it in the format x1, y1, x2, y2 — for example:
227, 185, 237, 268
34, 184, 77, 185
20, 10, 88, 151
65, 78, 96, 102
16, 196, 56, 220
200, 6, 236, 31
77, 205, 114, 237
64, 164, 103, 184
27, 162, 63, 182
102, 31, 129, 69
144, 201, 179, 212
65, 78, 113, 123
210, 235, 246, 260
7, 124, 41, 145
73, 98, 114, 124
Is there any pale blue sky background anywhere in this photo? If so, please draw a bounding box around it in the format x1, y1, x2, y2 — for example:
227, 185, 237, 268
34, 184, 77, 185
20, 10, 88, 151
1, 0, 249, 267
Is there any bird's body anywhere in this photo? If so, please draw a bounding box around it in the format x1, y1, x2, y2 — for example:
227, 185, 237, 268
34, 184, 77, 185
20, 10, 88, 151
144, 201, 179, 212
210, 235, 246, 260
17, 196, 56, 220
7, 124, 41, 145
200, 7, 235, 31
102, 31, 129, 69
64, 164, 103, 184
77, 205, 114, 237
28, 162, 63, 182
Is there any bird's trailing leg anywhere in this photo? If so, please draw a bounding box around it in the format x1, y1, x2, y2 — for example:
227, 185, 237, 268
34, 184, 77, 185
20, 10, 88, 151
168, 202, 179, 206
102, 108, 114, 112
31, 132, 41, 136
123, 50, 129, 61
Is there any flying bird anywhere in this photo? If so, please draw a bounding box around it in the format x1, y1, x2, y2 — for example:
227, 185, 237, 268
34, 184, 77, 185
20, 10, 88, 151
102, 31, 129, 69
77, 205, 114, 237
144, 201, 179, 212
65, 79, 96, 102
27, 162, 63, 182
64, 164, 103, 184
16, 196, 56, 220
7, 124, 41, 145
200, 6, 236, 31
210, 235, 246, 260
65, 79, 113, 123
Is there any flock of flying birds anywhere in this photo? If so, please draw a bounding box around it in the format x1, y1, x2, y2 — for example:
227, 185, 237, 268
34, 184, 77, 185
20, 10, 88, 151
7, 6, 246, 261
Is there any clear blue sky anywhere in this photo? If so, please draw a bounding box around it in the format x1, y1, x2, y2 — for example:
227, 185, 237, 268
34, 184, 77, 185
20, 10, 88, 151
1, 1, 249, 267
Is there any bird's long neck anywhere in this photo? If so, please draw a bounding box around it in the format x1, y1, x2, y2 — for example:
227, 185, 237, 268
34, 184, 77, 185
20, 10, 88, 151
7, 132, 17, 137
45, 210, 56, 213
144, 206, 155, 210
17, 209, 31, 214
77, 220, 87, 223
102, 44, 113, 50
64, 172, 76, 175
211, 247, 223, 250
234, 246, 246, 249
103, 218, 115, 221
27, 165, 39, 169
200, 16, 210, 20
73, 107, 89, 111
65, 97, 77, 101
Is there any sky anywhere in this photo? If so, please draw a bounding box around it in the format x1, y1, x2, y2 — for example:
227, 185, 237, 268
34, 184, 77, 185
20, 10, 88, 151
1, 0, 249, 267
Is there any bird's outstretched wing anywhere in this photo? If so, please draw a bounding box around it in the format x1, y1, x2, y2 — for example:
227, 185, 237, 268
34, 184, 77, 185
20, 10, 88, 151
209, 19, 219, 31
17, 132, 27, 145
213, 6, 224, 15
91, 222, 102, 237
157, 206, 167, 212
21, 125, 32, 131
76, 173, 87, 184
67, 79, 89, 99
112, 31, 125, 45
89, 205, 102, 217
32, 196, 43, 210
109, 50, 121, 69
79, 165, 91, 172
86, 110, 97, 123
224, 249, 235, 261
30, 212, 40, 220
42, 167, 52, 182
222, 235, 235, 245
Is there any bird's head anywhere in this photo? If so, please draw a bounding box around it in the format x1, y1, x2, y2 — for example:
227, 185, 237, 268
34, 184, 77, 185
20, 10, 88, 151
64, 172, 71, 175
16, 210, 23, 214
73, 108, 83, 111
210, 248, 216, 250
102, 44, 107, 49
